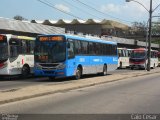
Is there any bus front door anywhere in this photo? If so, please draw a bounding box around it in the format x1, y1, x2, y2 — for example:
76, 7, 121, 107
66, 41, 75, 76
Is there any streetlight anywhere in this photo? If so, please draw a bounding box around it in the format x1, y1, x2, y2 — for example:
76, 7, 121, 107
126, 0, 160, 71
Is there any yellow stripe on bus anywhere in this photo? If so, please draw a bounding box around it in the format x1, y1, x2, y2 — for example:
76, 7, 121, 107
17, 36, 35, 40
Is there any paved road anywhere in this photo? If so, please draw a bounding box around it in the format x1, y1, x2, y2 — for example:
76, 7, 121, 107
0, 72, 160, 114
0, 69, 135, 91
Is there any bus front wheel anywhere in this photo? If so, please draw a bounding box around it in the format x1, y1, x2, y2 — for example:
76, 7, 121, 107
49, 77, 55, 80
22, 65, 30, 77
75, 67, 82, 80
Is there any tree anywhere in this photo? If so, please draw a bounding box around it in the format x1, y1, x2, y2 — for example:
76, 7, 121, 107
13, 15, 27, 21
132, 21, 147, 31
129, 21, 160, 43
152, 20, 160, 44
131, 21, 147, 37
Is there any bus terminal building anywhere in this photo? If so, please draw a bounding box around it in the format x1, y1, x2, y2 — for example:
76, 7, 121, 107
0, 17, 160, 50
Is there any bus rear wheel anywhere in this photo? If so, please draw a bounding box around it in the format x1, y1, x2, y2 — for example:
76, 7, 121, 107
119, 62, 122, 69
75, 67, 82, 80
152, 63, 156, 69
102, 65, 107, 76
21, 65, 30, 77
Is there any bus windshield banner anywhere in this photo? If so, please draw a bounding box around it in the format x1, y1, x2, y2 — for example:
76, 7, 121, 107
39, 36, 65, 42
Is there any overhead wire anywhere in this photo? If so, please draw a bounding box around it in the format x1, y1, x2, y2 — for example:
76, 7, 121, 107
74, 0, 133, 23
37, 0, 85, 21
37, 0, 134, 25
61, 0, 103, 20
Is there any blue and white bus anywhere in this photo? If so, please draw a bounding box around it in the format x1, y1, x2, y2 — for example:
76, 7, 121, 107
34, 34, 118, 80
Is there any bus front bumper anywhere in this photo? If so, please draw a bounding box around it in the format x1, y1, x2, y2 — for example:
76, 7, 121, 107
0, 67, 10, 75
130, 64, 145, 69
34, 69, 66, 77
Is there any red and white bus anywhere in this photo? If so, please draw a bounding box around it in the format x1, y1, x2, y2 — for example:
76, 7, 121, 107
129, 48, 158, 70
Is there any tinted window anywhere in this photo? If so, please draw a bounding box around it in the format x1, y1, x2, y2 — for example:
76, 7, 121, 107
71, 39, 117, 56
21, 40, 35, 54
81, 41, 89, 54
75, 40, 81, 55
102, 44, 106, 55
68, 40, 75, 59
89, 42, 95, 55
9, 39, 21, 60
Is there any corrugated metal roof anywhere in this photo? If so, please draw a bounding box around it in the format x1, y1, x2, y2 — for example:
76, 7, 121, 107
0, 18, 65, 34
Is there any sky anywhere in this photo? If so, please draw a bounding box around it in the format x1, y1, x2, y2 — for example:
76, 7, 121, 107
0, 0, 160, 25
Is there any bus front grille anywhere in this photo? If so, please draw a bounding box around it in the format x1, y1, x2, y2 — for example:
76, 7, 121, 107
42, 67, 56, 70
40, 63, 59, 67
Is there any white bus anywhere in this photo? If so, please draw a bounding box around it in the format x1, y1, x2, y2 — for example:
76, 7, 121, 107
0, 34, 35, 76
118, 48, 132, 68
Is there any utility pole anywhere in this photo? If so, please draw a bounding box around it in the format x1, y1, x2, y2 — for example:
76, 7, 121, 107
147, 0, 152, 71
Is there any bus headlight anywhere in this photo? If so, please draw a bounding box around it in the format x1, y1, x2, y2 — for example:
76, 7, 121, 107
0, 62, 8, 69
35, 63, 42, 69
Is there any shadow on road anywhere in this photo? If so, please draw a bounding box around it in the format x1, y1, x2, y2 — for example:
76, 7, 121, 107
0, 73, 113, 83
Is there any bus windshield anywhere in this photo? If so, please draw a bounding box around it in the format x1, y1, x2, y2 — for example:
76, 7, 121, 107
131, 51, 146, 58
0, 42, 8, 60
35, 41, 66, 63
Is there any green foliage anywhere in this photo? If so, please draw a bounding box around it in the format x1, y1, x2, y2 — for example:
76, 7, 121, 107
13, 15, 27, 21
152, 39, 160, 44
132, 21, 147, 31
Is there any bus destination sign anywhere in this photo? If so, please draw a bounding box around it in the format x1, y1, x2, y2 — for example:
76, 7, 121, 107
0, 35, 4, 41
39, 36, 64, 42
0, 35, 7, 42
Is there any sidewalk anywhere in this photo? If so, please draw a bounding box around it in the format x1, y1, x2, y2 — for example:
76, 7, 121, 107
0, 68, 160, 105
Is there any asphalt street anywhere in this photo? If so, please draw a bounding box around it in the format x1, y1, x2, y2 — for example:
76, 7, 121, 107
0, 72, 160, 114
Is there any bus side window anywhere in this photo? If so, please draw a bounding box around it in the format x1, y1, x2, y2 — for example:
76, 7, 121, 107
81, 41, 89, 55
155, 52, 158, 58
122, 50, 125, 57
106, 44, 109, 55
89, 42, 94, 55
68, 40, 75, 59
75, 40, 81, 55
128, 50, 131, 57
118, 49, 122, 57
21, 40, 27, 54
29, 41, 35, 54
113, 45, 117, 56
9, 38, 21, 62
93, 43, 97, 55
103, 44, 106, 55
10, 46, 18, 58
151, 52, 153, 58
126, 50, 129, 57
